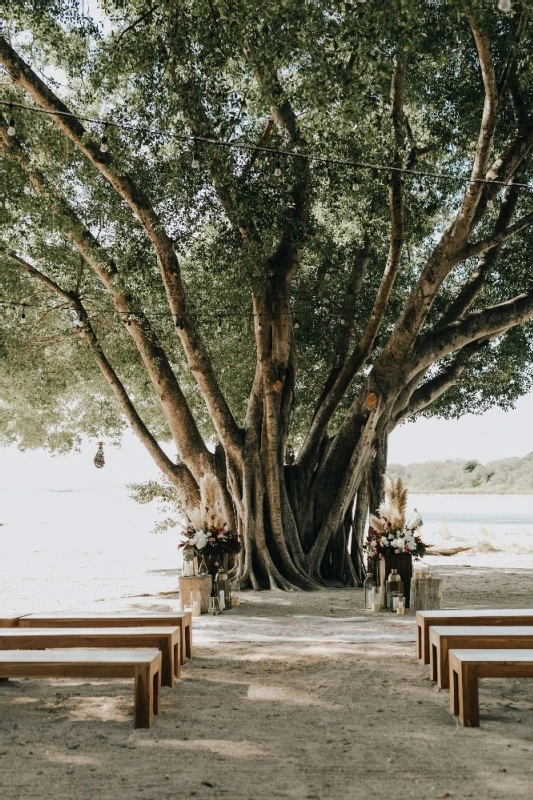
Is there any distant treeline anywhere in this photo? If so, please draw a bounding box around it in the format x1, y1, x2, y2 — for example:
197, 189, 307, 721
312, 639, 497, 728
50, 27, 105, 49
389, 452, 533, 494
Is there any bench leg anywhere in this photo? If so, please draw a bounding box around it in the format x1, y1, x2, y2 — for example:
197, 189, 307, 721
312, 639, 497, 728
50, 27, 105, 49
439, 640, 450, 690
179, 627, 187, 666
450, 665, 460, 716
153, 667, 161, 716
423, 623, 430, 665
459, 664, 479, 727
451, 663, 479, 727
416, 622, 422, 661
134, 666, 154, 729
158, 636, 174, 688
185, 622, 193, 660
430, 642, 438, 682
174, 642, 181, 680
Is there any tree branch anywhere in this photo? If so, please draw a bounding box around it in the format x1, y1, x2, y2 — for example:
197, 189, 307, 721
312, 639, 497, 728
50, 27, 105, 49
298, 51, 406, 469
0, 117, 213, 478
459, 6, 499, 226
412, 290, 533, 375
458, 209, 533, 264
0, 35, 243, 467
392, 339, 489, 426
6, 250, 199, 497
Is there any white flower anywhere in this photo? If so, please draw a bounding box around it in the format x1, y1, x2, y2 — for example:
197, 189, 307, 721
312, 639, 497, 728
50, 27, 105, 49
380, 536, 388, 546
390, 538, 400, 548
193, 531, 208, 550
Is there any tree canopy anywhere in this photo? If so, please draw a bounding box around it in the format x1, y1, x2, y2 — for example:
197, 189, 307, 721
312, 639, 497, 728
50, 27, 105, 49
1, 1, 533, 587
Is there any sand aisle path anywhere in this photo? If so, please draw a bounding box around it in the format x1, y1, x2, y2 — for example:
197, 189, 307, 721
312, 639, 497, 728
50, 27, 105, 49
1, 562, 533, 799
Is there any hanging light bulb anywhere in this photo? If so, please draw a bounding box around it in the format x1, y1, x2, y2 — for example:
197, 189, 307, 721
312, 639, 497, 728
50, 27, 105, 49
217, 316, 222, 334
7, 109, 16, 137
93, 441, 105, 469
100, 125, 108, 153
20, 304, 26, 324
257, 316, 263, 331
498, 0, 511, 12
191, 141, 201, 169
486, 197, 494, 210
352, 170, 360, 191
274, 159, 282, 177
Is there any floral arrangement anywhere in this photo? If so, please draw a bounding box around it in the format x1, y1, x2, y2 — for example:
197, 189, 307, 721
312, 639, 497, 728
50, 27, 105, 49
364, 477, 426, 560
178, 473, 241, 560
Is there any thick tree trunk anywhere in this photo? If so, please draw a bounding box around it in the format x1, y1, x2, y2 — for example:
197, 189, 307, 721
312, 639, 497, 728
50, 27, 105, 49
351, 470, 370, 584
369, 429, 389, 514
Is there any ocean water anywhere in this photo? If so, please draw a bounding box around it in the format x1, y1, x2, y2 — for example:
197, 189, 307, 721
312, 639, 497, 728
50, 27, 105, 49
410, 493, 533, 537
0, 486, 180, 614
1, 489, 532, 613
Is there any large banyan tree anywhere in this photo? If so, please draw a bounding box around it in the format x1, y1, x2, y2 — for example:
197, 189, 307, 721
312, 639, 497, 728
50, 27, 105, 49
1, 1, 533, 588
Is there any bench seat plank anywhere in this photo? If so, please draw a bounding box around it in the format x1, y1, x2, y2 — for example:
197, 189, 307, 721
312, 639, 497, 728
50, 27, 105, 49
19, 611, 193, 664
0, 648, 162, 728
0, 616, 20, 628
416, 609, 533, 664
449, 648, 533, 727
0, 626, 181, 687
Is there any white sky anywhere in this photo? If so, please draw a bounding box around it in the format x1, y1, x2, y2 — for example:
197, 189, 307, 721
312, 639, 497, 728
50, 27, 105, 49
0, 389, 531, 490
389, 389, 533, 464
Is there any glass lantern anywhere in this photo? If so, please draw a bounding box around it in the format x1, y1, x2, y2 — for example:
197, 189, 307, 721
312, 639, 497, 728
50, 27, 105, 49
182, 544, 196, 577
215, 565, 231, 609
386, 569, 404, 612
363, 573, 376, 609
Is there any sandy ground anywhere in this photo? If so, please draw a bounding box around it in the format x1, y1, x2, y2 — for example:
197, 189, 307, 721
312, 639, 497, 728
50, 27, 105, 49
2, 559, 533, 800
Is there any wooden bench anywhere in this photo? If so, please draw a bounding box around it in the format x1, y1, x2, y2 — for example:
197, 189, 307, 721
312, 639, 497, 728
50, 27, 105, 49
0, 626, 181, 688
0, 649, 162, 728
416, 609, 533, 665
430, 626, 533, 689
19, 611, 193, 665
449, 649, 533, 727
0, 616, 21, 628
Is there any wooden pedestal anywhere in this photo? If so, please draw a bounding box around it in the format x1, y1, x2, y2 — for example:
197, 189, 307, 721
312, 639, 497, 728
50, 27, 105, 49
178, 575, 213, 614
410, 576, 443, 612
375, 553, 413, 609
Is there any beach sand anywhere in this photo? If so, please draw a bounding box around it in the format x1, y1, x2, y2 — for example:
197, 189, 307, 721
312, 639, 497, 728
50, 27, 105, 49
2, 555, 533, 799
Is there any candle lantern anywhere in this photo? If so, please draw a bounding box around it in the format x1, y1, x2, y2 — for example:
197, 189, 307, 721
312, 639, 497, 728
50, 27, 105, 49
182, 544, 196, 577
363, 573, 376, 609
215, 565, 231, 609
386, 569, 404, 612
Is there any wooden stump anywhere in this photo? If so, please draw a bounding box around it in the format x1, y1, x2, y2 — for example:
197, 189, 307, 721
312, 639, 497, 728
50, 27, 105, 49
178, 575, 213, 614
410, 576, 443, 612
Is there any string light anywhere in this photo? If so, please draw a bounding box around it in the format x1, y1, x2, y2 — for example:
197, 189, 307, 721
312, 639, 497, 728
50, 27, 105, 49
191, 141, 201, 169
1, 100, 532, 193
352, 171, 360, 191
99, 133, 108, 153
498, 0, 511, 11
7, 104, 16, 136
274, 159, 282, 177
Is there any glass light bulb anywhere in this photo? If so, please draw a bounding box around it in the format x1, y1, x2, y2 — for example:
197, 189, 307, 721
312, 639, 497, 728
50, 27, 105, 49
7, 120, 16, 136
192, 154, 200, 169
498, 0, 511, 11
274, 164, 282, 177
100, 137, 108, 153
